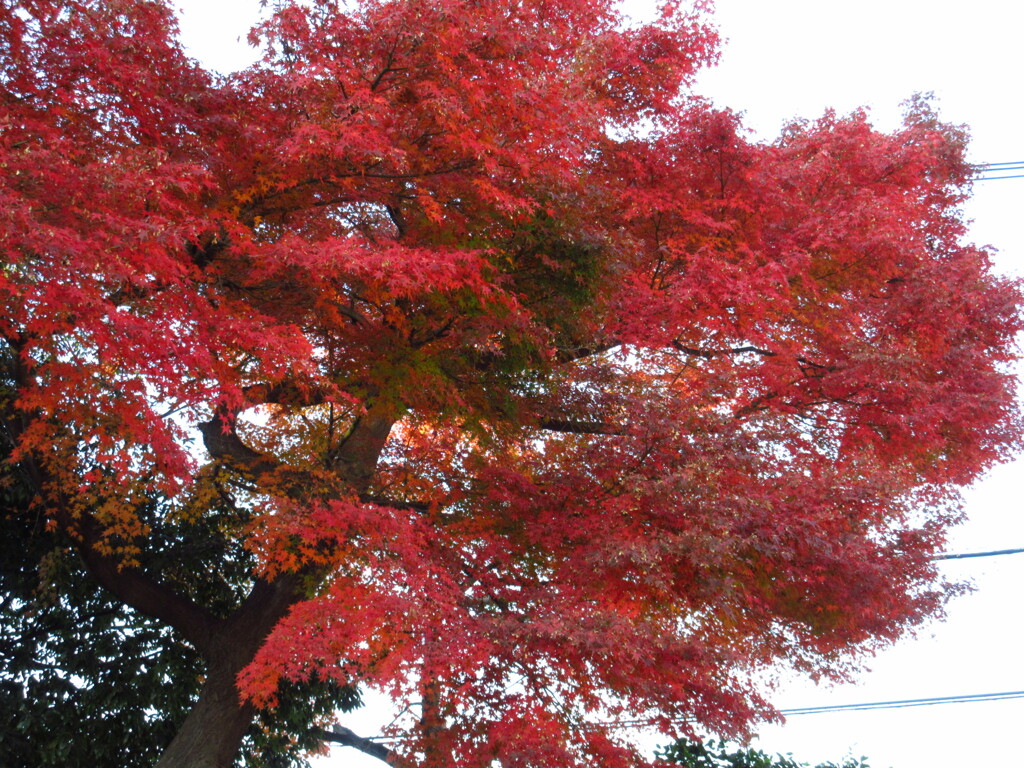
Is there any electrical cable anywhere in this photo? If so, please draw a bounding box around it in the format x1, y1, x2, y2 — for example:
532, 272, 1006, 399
934, 547, 1024, 560
358, 690, 1024, 741
345, 549, 1024, 742
599, 691, 1024, 730
777, 690, 1024, 716
972, 161, 1024, 180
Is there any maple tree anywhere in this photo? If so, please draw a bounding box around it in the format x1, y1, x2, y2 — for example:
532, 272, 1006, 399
1, 1, 1021, 767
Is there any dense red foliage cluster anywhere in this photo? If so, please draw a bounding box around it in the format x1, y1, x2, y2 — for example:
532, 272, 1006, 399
1, 1, 1020, 766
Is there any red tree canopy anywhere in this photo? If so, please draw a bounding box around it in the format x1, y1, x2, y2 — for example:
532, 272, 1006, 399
1, 1, 1020, 767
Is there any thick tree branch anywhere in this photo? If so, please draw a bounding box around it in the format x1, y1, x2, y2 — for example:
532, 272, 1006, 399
242, 381, 329, 408
241, 163, 476, 219
59, 506, 220, 655
672, 341, 837, 374
359, 493, 430, 513
217, 572, 306, 664
554, 339, 619, 364
319, 725, 394, 764
199, 411, 281, 476
332, 409, 395, 492
385, 204, 407, 238
536, 418, 624, 436
207, 409, 398, 655
3, 341, 221, 655
672, 341, 777, 359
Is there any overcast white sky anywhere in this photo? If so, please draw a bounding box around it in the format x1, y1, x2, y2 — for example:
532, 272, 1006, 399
172, 2, 1024, 766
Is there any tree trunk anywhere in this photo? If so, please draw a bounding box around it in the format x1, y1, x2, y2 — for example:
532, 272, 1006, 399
154, 575, 304, 768
148, 412, 396, 767
154, 656, 256, 768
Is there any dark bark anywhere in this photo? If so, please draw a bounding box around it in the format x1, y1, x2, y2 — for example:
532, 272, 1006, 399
421, 675, 448, 768
199, 411, 282, 477
6, 330, 401, 768
333, 409, 395, 491
65, 510, 220, 654
153, 656, 258, 768
536, 417, 624, 435
151, 413, 396, 766
320, 725, 394, 764
553, 339, 619, 364
152, 575, 306, 767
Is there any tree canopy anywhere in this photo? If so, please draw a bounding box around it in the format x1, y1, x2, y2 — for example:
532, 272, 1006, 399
1, 1, 1020, 767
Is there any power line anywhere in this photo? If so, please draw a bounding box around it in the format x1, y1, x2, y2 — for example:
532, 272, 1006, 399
934, 547, 1024, 560
777, 690, 1024, 716
600, 691, 1024, 731
356, 690, 1024, 743
972, 161, 1024, 180
342, 548, 1024, 745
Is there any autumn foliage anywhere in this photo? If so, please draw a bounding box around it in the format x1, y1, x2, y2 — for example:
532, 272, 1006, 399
1, 1, 1021, 767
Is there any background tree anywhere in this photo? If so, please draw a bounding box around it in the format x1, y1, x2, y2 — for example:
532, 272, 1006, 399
658, 738, 872, 768
1, 1, 1020, 768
